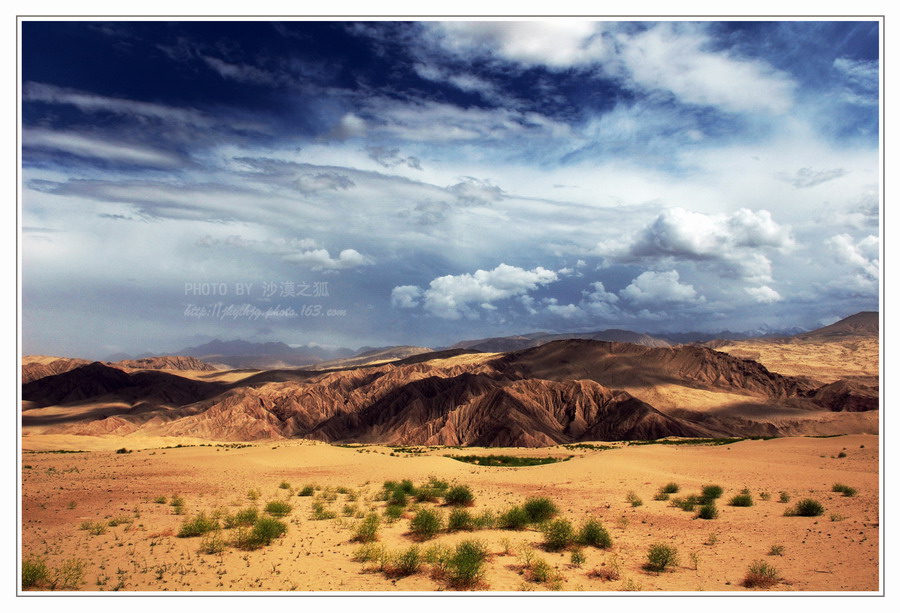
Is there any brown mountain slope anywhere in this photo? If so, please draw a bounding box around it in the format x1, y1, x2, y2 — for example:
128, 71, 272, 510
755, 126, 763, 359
22, 356, 90, 384
796, 311, 878, 340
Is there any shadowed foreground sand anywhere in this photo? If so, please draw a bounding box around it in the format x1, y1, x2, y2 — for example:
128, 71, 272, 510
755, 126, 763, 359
21, 434, 879, 592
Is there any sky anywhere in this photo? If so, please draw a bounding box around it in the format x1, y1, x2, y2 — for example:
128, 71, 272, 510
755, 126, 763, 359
20, 19, 881, 358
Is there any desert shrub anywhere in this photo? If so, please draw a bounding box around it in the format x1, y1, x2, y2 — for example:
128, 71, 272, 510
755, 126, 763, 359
729, 494, 754, 507
671, 494, 701, 512
759, 492, 771, 501
250, 517, 287, 546
626, 491, 643, 507
576, 518, 612, 549
646, 543, 678, 572
397, 479, 416, 494
696, 503, 718, 520
353, 542, 387, 563
785, 499, 825, 517
832, 483, 857, 497
224, 508, 258, 528
830, 513, 847, 522
410, 508, 443, 540
279, 481, 290, 489
198, 531, 227, 554
662, 482, 680, 494
22, 556, 49, 589
542, 518, 575, 552
247, 488, 260, 501
79, 521, 107, 535
570, 548, 586, 567
46, 558, 85, 591
388, 489, 408, 508
352, 513, 381, 543
525, 558, 560, 584
107, 515, 133, 527
447, 508, 475, 532
473, 510, 496, 530
769, 544, 784, 556
423, 543, 454, 573
152, 496, 167, 504
523, 497, 558, 523
588, 561, 621, 582
298, 485, 315, 497
311, 502, 336, 520
743, 560, 781, 588
384, 504, 404, 521
178, 512, 219, 538
170, 494, 186, 514
264, 500, 292, 517
701, 485, 724, 502
498, 506, 530, 530
390, 545, 422, 577
116, 447, 130, 454
444, 485, 475, 506
414, 487, 441, 503
653, 491, 670, 501
837, 451, 847, 458
446, 540, 488, 589
778, 492, 791, 503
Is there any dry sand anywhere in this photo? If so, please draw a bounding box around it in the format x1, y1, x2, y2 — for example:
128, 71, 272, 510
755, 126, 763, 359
21, 434, 879, 592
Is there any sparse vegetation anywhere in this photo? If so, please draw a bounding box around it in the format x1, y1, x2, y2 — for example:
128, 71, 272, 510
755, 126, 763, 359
25, 557, 86, 591
570, 548, 586, 567
523, 496, 559, 523
542, 518, 575, 552
448, 454, 570, 467
785, 498, 825, 517
645, 543, 678, 572
249, 517, 288, 547
199, 531, 227, 554
701, 485, 724, 502
390, 546, 423, 577
626, 491, 643, 507
729, 494, 754, 507
498, 506, 530, 530
264, 500, 292, 517
279, 481, 291, 489
743, 560, 781, 589
759, 491, 771, 501
152, 495, 167, 504
576, 517, 612, 549
662, 482, 680, 494
769, 545, 785, 556
22, 556, 49, 589
696, 503, 718, 519
837, 451, 847, 458
177, 512, 219, 538
298, 485, 315, 496
779, 491, 791, 503
447, 508, 475, 532
832, 483, 857, 497
444, 484, 475, 506
79, 520, 107, 535
352, 513, 381, 543
224, 508, 259, 528
445, 540, 488, 589
410, 508, 443, 541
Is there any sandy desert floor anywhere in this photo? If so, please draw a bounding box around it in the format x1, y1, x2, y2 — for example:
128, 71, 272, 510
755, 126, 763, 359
20, 433, 879, 593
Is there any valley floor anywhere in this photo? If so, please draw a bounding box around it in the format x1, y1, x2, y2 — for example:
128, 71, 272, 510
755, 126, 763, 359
20, 434, 880, 593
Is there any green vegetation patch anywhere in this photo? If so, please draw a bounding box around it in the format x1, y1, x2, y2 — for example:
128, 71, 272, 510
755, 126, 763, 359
446, 454, 572, 467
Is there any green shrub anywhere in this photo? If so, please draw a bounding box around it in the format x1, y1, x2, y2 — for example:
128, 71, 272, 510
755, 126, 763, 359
701, 485, 724, 502
446, 540, 488, 589
311, 502, 336, 520
390, 545, 422, 577
645, 543, 678, 572
247, 489, 260, 501
46, 558, 85, 590
79, 520, 107, 535
445, 485, 475, 506
498, 506, 530, 530
523, 497, 558, 523
570, 548, 586, 567
778, 492, 791, 503
786, 499, 824, 517
671, 495, 701, 512
250, 517, 287, 546
473, 510, 496, 530
177, 512, 219, 538
414, 487, 441, 503
352, 513, 380, 543
525, 558, 560, 584
696, 503, 718, 520
759, 492, 771, 501
447, 508, 475, 532
662, 482, 680, 494
410, 508, 443, 540
225, 508, 259, 528
576, 518, 612, 549
264, 500, 292, 517
832, 483, 857, 497
653, 491, 670, 501
388, 489, 408, 507
626, 491, 643, 507
743, 560, 781, 588
199, 531, 227, 554
279, 481, 290, 489
298, 485, 315, 497
152, 495, 167, 504
729, 494, 754, 507
543, 519, 575, 552
769, 544, 784, 556
22, 556, 49, 589
398, 479, 416, 494
384, 504, 404, 521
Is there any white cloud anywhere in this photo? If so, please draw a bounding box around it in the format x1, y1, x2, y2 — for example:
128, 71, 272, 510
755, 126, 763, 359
777, 167, 848, 189
745, 285, 782, 304
447, 176, 504, 205
391, 285, 423, 308
294, 172, 356, 193
620, 270, 701, 305
825, 234, 879, 278
283, 248, 372, 271
25, 129, 181, 167
396, 263, 559, 319
328, 113, 366, 140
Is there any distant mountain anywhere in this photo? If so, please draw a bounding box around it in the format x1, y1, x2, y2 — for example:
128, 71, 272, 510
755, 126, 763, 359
450, 329, 670, 352
795, 312, 879, 340
174, 339, 354, 369
659, 327, 808, 344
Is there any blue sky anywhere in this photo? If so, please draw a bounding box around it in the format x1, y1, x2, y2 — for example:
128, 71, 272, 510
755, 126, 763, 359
21, 20, 881, 358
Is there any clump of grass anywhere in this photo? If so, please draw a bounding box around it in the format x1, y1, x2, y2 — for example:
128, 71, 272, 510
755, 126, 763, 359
662, 482, 680, 494
570, 548, 586, 567
198, 531, 227, 554
79, 520, 107, 535
729, 494, 754, 507
473, 510, 496, 530
224, 508, 258, 528
447, 508, 475, 532
653, 491, 670, 501
22, 556, 49, 589
701, 485, 724, 502
445, 540, 488, 589
410, 508, 443, 541
444, 484, 475, 507
523, 497, 558, 523
645, 543, 678, 573
576, 517, 612, 549
588, 558, 621, 582
705, 533, 718, 546
769, 544, 785, 556
298, 485, 315, 497
759, 491, 771, 501
311, 502, 337, 520
785, 498, 825, 517
234, 517, 287, 550
524, 557, 561, 585
542, 518, 575, 552
170, 494, 185, 514
247, 488, 260, 501
352, 513, 380, 543
830, 513, 847, 522
388, 488, 409, 508
497, 506, 530, 530
279, 481, 291, 489
264, 500, 292, 517
626, 491, 643, 507
353, 542, 387, 564
837, 451, 847, 458
152, 495, 167, 504
696, 503, 718, 520
671, 495, 701, 512
778, 492, 791, 503
177, 512, 219, 538
743, 560, 781, 589
388, 545, 422, 577
383, 504, 404, 522
832, 483, 857, 497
